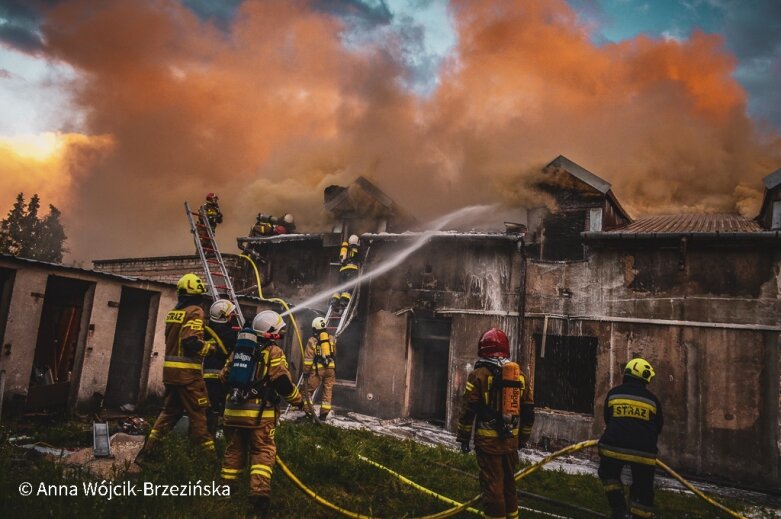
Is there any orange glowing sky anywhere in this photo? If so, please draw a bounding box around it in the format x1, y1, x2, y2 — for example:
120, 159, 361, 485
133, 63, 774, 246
0, 0, 779, 261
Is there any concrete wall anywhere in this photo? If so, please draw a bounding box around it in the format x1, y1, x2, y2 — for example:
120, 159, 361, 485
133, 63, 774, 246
523, 244, 781, 489
0, 257, 177, 412
334, 236, 525, 425
0, 266, 48, 398
93, 254, 245, 289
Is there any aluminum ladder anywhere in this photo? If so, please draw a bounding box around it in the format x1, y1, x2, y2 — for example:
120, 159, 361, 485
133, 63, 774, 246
184, 201, 245, 327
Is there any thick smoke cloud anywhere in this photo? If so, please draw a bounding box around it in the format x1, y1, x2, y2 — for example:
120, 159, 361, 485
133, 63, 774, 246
2, 0, 780, 261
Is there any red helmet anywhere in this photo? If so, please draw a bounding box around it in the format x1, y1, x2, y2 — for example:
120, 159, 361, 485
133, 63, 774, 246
478, 328, 510, 358
206, 192, 218, 203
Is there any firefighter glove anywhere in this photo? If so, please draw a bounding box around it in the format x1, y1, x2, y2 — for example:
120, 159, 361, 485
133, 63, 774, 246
460, 441, 471, 454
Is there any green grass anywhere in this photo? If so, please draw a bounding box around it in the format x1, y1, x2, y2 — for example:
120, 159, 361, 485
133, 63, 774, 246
0, 420, 773, 518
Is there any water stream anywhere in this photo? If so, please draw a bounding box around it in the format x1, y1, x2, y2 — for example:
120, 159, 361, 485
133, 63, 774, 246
282, 204, 497, 316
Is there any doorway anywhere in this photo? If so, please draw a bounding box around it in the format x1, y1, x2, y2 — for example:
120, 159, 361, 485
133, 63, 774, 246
0, 268, 15, 348
28, 276, 93, 408
408, 317, 451, 424
105, 287, 156, 407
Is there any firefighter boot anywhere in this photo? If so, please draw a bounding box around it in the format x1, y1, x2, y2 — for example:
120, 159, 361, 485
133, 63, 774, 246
319, 409, 329, 421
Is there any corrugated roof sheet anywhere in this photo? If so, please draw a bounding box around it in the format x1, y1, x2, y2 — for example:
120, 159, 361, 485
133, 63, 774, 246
608, 214, 762, 234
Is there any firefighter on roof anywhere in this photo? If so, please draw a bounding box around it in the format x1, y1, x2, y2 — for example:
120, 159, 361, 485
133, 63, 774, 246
457, 328, 535, 519
336, 234, 360, 308
203, 299, 239, 436
598, 357, 663, 519
250, 213, 296, 237
135, 273, 215, 464
304, 316, 337, 421
204, 192, 223, 230
219, 310, 305, 517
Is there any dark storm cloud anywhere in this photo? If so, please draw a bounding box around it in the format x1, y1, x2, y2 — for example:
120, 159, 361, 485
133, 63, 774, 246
0, 0, 58, 52
717, 0, 781, 130
312, 0, 392, 27
181, 0, 243, 30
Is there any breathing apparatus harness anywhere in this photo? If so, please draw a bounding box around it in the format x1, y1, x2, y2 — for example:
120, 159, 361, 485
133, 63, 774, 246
474, 357, 523, 439
311, 329, 335, 375
227, 328, 282, 421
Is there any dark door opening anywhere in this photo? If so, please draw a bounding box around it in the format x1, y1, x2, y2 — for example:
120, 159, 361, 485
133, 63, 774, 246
533, 334, 597, 414
409, 317, 451, 424
29, 276, 92, 408
105, 287, 154, 407
334, 283, 367, 384
0, 268, 15, 346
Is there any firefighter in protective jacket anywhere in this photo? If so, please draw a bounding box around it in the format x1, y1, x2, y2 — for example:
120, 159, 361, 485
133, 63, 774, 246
136, 273, 215, 463
204, 193, 223, 230
304, 316, 336, 420
457, 328, 535, 519
203, 299, 239, 436
598, 357, 663, 519
336, 234, 360, 308
219, 310, 305, 517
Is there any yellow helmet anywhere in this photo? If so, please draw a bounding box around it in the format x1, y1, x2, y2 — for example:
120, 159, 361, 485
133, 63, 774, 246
177, 273, 206, 295
625, 357, 655, 383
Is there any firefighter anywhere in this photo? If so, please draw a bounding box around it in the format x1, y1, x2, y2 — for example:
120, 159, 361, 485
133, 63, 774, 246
457, 328, 535, 519
204, 193, 223, 230
203, 299, 239, 437
250, 213, 296, 237
219, 310, 305, 517
135, 273, 215, 464
337, 234, 360, 307
303, 316, 336, 421
598, 358, 663, 519
250, 214, 275, 237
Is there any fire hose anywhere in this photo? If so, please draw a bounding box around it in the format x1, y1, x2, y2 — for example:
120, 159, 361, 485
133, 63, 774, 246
279, 439, 748, 519
239, 254, 320, 424
239, 256, 747, 519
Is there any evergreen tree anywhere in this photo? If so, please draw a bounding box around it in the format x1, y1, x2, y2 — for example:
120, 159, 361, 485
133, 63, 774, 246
0, 193, 68, 262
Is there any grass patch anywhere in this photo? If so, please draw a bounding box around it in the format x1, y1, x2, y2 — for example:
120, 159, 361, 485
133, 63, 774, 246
0, 420, 771, 518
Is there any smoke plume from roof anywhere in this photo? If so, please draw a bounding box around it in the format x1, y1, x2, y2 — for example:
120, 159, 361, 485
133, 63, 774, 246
1, 0, 779, 261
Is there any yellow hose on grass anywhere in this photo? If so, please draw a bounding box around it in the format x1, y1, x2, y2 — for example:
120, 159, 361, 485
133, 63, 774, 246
655, 459, 747, 519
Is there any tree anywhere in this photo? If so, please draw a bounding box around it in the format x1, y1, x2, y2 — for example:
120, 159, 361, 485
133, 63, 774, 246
0, 193, 68, 262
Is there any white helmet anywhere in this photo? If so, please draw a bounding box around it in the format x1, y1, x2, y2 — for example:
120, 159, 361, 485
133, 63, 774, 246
283, 213, 294, 224
312, 317, 327, 330
348, 234, 359, 245
252, 310, 286, 336
209, 299, 236, 323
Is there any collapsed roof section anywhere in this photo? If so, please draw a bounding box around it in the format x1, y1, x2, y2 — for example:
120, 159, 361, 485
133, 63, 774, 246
541, 155, 632, 226
324, 176, 417, 235
757, 167, 781, 231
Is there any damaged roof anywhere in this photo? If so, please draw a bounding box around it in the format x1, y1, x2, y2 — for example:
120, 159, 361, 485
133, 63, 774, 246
546, 155, 612, 194
325, 176, 395, 213
544, 155, 632, 223
763, 168, 781, 190
582, 213, 780, 240
612, 214, 762, 234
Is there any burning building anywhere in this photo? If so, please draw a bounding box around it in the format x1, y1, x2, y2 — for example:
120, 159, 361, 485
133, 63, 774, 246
0, 157, 779, 491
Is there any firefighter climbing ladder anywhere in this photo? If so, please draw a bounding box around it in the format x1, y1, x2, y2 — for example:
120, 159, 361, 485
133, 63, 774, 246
324, 280, 359, 337
184, 201, 245, 327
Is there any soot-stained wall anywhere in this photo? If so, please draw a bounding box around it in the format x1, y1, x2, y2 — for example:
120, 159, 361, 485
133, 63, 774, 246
524, 243, 781, 489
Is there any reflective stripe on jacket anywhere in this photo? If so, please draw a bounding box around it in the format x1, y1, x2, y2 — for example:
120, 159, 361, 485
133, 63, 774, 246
221, 343, 303, 428
162, 305, 205, 385
457, 361, 535, 455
